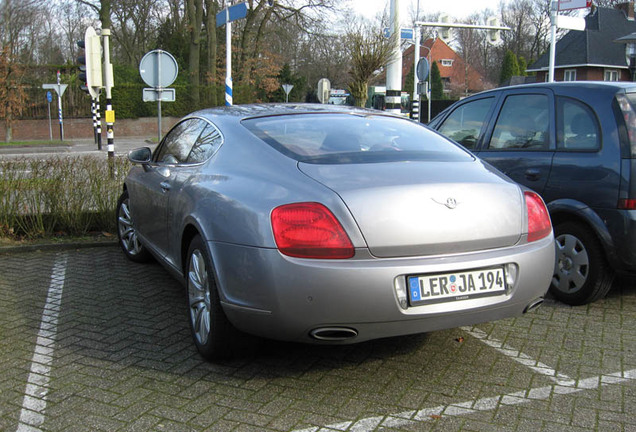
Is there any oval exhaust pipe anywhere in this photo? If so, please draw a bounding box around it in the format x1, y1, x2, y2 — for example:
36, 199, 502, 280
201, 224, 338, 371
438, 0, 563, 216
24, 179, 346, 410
523, 297, 544, 314
310, 327, 358, 341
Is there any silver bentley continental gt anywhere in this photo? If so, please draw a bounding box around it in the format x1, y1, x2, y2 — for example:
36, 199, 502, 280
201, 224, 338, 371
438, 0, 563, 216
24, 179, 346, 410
116, 104, 555, 360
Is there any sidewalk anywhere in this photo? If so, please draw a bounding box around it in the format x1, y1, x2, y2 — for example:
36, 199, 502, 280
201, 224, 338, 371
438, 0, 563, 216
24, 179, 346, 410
0, 136, 157, 158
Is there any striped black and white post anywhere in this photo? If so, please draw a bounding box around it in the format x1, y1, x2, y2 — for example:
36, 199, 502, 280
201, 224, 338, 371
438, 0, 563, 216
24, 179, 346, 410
411, 100, 420, 122
385, 0, 403, 116
102, 28, 115, 176
91, 98, 98, 146
95, 99, 102, 150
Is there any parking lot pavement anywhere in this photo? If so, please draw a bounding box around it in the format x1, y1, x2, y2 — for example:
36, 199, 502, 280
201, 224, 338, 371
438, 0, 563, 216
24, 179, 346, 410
0, 246, 634, 432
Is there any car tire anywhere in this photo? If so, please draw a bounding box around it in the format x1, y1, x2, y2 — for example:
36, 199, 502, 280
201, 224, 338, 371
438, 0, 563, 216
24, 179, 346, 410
185, 235, 235, 360
116, 190, 151, 263
550, 221, 614, 305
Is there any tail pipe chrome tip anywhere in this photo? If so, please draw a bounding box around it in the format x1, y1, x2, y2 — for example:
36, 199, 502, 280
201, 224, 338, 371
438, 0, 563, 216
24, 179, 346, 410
309, 327, 358, 341
523, 297, 544, 314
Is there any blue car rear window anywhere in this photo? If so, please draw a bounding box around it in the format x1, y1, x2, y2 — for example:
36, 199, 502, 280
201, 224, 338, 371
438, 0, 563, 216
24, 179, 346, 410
242, 113, 474, 164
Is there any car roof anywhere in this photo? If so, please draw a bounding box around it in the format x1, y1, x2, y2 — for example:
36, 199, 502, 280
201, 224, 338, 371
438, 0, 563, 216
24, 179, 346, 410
473, 80, 636, 97
188, 103, 390, 123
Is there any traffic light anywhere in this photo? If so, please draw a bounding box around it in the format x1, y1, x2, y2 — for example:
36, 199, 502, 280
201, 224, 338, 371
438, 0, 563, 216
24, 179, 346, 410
76, 26, 102, 98
487, 17, 501, 45
76, 39, 90, 95
439, 15, 452, 43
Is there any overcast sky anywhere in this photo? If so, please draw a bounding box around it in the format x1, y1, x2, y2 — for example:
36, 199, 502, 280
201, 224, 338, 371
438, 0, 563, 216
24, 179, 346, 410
348, 0, 503, 22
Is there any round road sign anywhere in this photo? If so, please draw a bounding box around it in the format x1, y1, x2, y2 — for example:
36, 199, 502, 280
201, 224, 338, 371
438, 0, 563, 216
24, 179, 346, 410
416, 58, 429, 81
139, 50, 179, 88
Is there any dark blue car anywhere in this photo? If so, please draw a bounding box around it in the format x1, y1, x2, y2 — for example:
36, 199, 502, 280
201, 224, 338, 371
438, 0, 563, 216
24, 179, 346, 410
429, 81, 636, 305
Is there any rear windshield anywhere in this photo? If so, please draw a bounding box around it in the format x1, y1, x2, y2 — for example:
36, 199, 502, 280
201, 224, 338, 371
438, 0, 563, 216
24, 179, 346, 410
242, 113, 473, 164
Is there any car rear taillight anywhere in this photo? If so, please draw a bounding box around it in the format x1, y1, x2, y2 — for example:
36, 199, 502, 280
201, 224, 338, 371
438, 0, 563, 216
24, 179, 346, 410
616, 94, 636, 158
525, 191, 552, 242
271, 202, 355, 259
618, 198, 636, 210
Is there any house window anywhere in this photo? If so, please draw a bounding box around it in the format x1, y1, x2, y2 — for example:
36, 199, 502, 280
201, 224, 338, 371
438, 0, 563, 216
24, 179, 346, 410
604, 70, 619, 81
564, 69, 577, 81
441, 59, 453, 67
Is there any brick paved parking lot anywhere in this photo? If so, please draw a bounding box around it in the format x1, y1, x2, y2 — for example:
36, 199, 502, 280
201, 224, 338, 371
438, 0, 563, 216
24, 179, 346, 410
0, 246, 634, 432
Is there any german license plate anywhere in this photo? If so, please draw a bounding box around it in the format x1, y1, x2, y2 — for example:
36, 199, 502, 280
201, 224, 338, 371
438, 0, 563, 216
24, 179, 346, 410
407, 267, 507, 305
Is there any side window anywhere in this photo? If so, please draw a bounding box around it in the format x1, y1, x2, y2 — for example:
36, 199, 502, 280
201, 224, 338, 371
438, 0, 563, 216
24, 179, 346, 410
153, 119, 206, 164
557, 97, 600, 151
186, 123, 223, 163
488, 94, 549, 150
437, 97, 494, 149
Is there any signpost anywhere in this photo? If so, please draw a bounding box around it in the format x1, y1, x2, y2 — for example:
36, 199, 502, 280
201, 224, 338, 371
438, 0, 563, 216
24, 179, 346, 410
216, 2, 248, 106
140, 49, 179, 142
548, 0, 589, 81
46, 91, 53, 141
42, 71, 68, 142
282, 84, 293, 103
558, 0, 592, 10
383, 27, 415, 40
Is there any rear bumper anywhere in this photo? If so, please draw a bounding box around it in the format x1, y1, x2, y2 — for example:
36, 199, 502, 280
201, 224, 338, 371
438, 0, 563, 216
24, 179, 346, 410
209, 235, 554, 344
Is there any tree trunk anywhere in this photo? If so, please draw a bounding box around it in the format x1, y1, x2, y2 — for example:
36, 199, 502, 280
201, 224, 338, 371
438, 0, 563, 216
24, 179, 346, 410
5, 121, 13, 142
187, 0, 203, 108
205, 0, 217, 106
349, 80, 367, 108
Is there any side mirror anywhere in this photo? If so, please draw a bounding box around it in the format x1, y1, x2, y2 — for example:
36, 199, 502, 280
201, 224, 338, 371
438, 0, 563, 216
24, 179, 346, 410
128, 147, 152, 164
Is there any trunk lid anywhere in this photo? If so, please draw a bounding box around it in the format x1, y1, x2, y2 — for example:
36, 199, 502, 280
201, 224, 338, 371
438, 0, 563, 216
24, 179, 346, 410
299, 160, 523, 258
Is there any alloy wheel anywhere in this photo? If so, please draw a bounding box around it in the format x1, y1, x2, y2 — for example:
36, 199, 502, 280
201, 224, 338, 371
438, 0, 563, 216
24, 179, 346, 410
188, 249, 211, 345
117, 198, 144, 256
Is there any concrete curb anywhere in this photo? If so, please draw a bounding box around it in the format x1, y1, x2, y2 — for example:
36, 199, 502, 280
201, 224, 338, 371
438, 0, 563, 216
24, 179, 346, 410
0, 240, 117, 255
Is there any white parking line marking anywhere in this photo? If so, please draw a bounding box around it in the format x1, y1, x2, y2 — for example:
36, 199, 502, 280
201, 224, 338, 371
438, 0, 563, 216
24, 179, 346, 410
16, 254, 67, 432
293, 369, 636, 432
460, 325, 575, 386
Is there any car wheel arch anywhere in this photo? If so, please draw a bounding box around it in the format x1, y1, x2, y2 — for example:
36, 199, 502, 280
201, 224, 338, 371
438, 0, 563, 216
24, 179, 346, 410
181, 224, 202, 275
547, 199, 616, 265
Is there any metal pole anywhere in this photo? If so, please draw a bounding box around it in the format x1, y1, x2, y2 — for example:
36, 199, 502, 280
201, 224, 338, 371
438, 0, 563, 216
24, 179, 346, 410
47, 100, 52, 141
225, 6, 233, 106
386, 0, 402, 115
427, 46, 432, 123
548, 0, 557, 82
157, 49, 163, 142
412, 0, 420, 122
56, 70, 64, 142
91, 98, 98, 146
95, 98, 102, 150
413, 25, 420, 121
102, 28, 115, 169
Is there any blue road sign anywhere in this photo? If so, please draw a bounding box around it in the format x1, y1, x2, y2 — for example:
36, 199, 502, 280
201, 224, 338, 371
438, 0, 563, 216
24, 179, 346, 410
216, 2, 248, 27
382, 27, 414, 40
46, 91, 52, 103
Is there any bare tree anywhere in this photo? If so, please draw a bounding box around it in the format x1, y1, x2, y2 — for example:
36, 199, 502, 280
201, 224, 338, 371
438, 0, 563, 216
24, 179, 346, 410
345, 16, 395, 107
110, 0, 161, 66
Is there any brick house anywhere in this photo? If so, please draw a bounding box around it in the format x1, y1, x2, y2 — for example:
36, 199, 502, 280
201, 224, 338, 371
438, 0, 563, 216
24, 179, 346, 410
527, 3, 636, 82
401, 37, 493, 98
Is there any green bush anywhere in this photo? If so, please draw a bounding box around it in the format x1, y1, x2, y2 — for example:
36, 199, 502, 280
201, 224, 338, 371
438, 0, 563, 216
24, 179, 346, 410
0, 156, 130, 239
